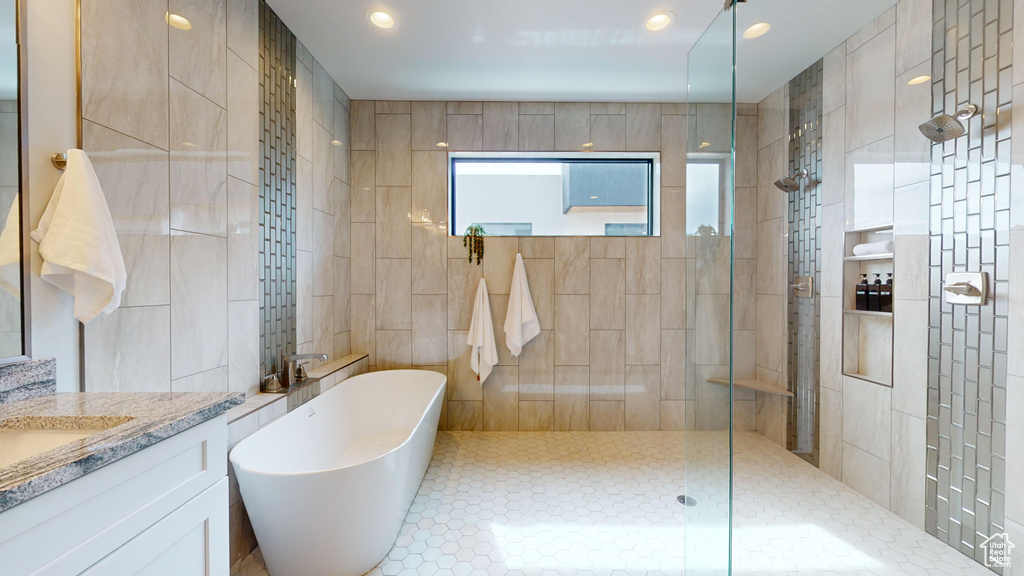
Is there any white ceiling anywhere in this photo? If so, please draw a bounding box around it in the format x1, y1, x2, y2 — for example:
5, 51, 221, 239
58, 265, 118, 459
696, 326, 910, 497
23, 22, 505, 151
268, 0, 897, 104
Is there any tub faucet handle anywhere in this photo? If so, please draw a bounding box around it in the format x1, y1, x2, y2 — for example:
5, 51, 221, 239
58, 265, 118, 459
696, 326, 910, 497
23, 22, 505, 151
281, 353, 329, 387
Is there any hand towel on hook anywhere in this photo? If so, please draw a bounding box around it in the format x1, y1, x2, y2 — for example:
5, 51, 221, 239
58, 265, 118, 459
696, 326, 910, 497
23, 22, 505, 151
31, 149, 127, 323
504, 253, 540, 357
467, 278, 498, 383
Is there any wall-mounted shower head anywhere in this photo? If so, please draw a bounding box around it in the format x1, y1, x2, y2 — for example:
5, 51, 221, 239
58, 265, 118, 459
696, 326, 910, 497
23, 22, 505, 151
774, 169, 813, 193
919, 104, 979, 143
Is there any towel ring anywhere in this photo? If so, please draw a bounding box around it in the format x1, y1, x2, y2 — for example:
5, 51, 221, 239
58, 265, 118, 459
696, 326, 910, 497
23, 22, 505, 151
51, 153, 67, 171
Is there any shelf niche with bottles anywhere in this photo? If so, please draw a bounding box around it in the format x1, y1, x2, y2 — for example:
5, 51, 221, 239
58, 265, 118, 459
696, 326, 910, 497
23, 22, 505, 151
841, 224, 894, 387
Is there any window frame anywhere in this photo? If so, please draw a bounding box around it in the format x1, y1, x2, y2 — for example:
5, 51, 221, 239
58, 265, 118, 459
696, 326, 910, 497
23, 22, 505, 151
448, 151, 661, 237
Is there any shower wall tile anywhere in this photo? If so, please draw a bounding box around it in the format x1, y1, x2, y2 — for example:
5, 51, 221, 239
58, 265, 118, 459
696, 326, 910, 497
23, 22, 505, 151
519, 401, 554, 431
447, 330, 479, 401
377, 330, 412, 370
822, 108, 847, 206
447, 102, 482, 115
590, 114, 625, 151
660, 259, 686, 329
295, 62, 312, 164
376, 114, 412, 186
227, 0, 258, 69
482, 237, 517, 295
446, 115, 483, 150
519, 330, 554, 401
375, 187, 412, 258
819, 386, 843, 479
891, 411, 927, 529
412, 295, 447, 366
734, 188, 757, 260
694, 295, 729, 366
660, 330, 686, 400
351, 151, 376, 222
895, 0, 930, 75
845, 25, 896, 151
351, 101, 375, 151
483, 366, 518, 431
520, 237, 555, 259
845, 7, 895, 53
350, 223, 376, 294
555, 237, 590, 295
846, 136, 895, 230
85, 306, 171, 393
589, 401, 624, 431
823, 43, 847, 115
412, 151, 447, 224
591, 237, 625, 259
523, 258, 554, 330
412, 102, 447, 151
590, 259, 626, 330
554, 103, 590, 151
626, 238, 661, 294
661, 187, 687, 258
227, 177, 259, 302
447, 257, 483, 331
842, 375, 893, 461
412, 223, 447, 295
518, 115, 555, 151
625, 103, 661, 151
626, 295, 660, 366
312, 296, 334, 361
842, 444, 891, 508
483, 102, 519, 151
296, 157, 313, 251
334, 181, 352, 257
758, 85, 787, 148
589, 330, 625, 401
894, 64, 932, 188
313, 125, 333, 214
660, 115, 687, 187
169, 0, 226, 107
375, 259, 412, 330
555, 295, 590, 366
757, 140, 786, 221
447, 401, 483, 431
625, 365, 660, 431
313, 210, 335, 296
296, 249, 312, 345
169, 79, 228, 237
170, 232, 228, 379
312, 61, 334, 129
227, 51, 259, 185
659, 401, 688, 431
554, 366, 589, 431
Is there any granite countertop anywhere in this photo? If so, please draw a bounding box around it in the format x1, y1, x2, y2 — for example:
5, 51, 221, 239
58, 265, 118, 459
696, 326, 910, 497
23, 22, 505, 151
0, 392, 243, 513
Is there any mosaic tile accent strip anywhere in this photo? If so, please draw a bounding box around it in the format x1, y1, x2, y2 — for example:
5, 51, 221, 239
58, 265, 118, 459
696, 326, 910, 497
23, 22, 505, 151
786, 60, 823, 466
231, 431, 993, 576
926, 0, 1011, 568
258, 1, 297, 378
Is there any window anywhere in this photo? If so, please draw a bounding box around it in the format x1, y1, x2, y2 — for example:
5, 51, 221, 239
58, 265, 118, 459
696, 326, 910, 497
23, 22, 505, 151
450, 152, 660, 237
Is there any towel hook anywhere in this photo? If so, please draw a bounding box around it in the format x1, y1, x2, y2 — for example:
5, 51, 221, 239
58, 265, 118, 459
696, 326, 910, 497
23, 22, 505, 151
51, 153, 67, 171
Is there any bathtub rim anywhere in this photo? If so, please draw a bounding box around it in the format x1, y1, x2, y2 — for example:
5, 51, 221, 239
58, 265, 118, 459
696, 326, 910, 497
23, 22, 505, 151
229, 369, 446, 478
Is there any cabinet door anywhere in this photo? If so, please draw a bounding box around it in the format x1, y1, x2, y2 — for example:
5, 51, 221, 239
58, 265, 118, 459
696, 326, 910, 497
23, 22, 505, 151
81, 478, 229, 576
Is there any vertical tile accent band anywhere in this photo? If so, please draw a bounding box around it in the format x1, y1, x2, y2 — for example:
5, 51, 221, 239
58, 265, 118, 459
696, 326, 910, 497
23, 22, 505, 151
258, 1, 297, 377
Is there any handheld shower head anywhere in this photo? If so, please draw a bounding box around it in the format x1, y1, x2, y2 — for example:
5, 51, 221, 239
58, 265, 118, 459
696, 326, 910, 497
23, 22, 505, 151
774, 169, 813, 193
919, 104, 978, 143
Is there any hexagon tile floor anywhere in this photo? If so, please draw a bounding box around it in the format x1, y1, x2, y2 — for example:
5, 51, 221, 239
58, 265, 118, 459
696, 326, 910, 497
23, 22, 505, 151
230, 431, 994, 576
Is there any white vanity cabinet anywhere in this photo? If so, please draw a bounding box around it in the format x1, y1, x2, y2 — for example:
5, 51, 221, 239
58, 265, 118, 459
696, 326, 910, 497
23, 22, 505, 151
0, 415, 229, 576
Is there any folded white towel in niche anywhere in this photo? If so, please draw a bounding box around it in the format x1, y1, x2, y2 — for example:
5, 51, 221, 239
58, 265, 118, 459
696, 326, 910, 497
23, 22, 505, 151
31, 149, 126, 323
467, 278, 498, 384
852, 240, 894, 256
504, 253, 540, 357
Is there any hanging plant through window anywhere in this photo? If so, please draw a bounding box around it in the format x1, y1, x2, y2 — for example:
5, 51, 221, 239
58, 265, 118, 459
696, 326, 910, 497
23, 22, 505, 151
464, 225, 485, 265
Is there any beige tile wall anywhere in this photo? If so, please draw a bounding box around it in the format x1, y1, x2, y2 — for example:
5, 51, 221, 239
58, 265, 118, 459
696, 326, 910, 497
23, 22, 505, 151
351, 100, 758, 432
79, 0, 351, 399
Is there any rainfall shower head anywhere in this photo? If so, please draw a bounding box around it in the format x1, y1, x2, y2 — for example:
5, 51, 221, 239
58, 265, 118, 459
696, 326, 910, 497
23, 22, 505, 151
774, 169, 812, 193
919, 104, 978, 143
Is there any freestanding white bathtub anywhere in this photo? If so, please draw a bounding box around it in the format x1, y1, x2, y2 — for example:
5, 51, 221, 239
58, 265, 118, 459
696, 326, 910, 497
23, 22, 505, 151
229, 369, 446, 576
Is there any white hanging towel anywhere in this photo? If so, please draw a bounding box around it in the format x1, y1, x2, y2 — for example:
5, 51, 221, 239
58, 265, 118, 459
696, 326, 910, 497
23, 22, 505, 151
504, 253, 540, 357
31, 149, 126, 323
467, 278, 498, 383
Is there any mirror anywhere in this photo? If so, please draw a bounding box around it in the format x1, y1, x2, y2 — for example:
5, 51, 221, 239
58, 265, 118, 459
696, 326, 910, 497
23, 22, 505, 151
0, 0, 26, 361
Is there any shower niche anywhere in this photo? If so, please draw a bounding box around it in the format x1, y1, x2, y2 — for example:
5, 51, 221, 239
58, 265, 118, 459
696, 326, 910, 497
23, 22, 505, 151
841, 224, 894, 387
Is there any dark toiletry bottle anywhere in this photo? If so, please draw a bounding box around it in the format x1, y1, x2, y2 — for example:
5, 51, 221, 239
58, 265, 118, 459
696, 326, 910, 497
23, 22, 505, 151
880, 273, 893, 313
856, 274, 869, 311
867, 273, 882, 311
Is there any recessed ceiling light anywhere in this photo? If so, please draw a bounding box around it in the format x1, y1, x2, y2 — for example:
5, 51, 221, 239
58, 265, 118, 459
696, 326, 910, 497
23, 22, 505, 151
742, 22, 770, 39
366, 9, 395, 29
908, 75, 931, 85
166, 12, 192, 30
645, 11, 675, 32
436, 142, 449, 148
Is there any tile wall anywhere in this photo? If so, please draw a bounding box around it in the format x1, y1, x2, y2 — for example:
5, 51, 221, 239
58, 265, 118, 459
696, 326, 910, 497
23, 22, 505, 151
814, 0, 934, 530
78, 0, 350, 397
350, 101, 759, 432
0, 100, 19, 353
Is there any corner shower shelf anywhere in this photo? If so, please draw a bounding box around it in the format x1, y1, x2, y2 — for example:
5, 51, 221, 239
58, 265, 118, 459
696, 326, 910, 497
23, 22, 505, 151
843, 310, 893, 318
707, 378, 795, 397
842, 253, 894, 262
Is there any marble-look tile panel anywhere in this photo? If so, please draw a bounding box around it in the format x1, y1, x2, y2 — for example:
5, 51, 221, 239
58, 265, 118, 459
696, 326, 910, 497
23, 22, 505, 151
483, 102, 519, 151
447, 115, 483, 151
820, 204, 844, 298
842, 443, 891, 508
376, 114, 412, 186
892, 299, 928, 419
846, 6, 895, 53
169, 0, 226, 106
519, 330, 554, 401
842, 375, 892, 461
411, 151, 447, 224
819, 385, 843, 479
846, 26, 896, 151
296, 250, 312, 344
226, 51, 259, 186
626, 238, 661, 295
446, 401, 482, 431
83, 120, 170, 307
295, 157, 313, 251
375, 259, 412, 330
735, 115, 758, 189
590, 259, 625, 330
518, 401, 553, 431
755, 294, 786, 377
82, 0, 169, 149
333, 101, 351, 184
376, 330, 412, 370
661, 187, 686, 259
693, 366, 731, 431
625, 365, 660, 431
350, 294, 375, 365
312, 209, 335, 296
734, 187, 756, 259
312, 296, 334, 362
1008, 374, 1024, 522
694, 235, 730, 295
518, 115, 554, 151
482, 237, 518, 295
519, 103, 554, 115
227, 177, 259, 301
554, 295, 589, 366
350, 101, 375, 151
890, 411, 926, 529
334, 180, 352, 257
226, 0, 258, 70
823, 43, 847, 116
694, 294, 729, 366
350, 150, 376, 223
85, 306, 171, 392
821, 108, 847, 207
591, 237, 625, 259
447, 256, 483, 331
660, 115, 687, 187
756, 217, 786, 295
757, 139, 786, 222
894, 64, 932, 189
520, 237, 554, 259
659, 400, 688, 431
847, 136, 895, 230
169, 80, 227, 236
447, 102, 483, 115
295, 60, 312, 161
554, 366, 589, 431
313, 124, 334, 214
625, 103, 661, 151
820, 296, 843, 393
590, 330, 625, 401
412, 223, 447, 295
554, 237, 590, 295
350, 223, 375, 294
660, 258, 686, 330
312, 60, 334, 130
757, 86, 787, 148
483, 366, 518, 431
170, 232, 228, 379
625, 295, 660, 366
375, 187, 412, 259
554, 103, 590, 151
334, 256, 351, 334
756, 393, 786, 446
590, 115, 625, 151
411, 102, 446, 151
660, 329, 685, 400
376, 102, 411, 114
487, 296, 518, 367
589, 401, 625, 431
447, 329, 481, 401
734, 259, 756, 331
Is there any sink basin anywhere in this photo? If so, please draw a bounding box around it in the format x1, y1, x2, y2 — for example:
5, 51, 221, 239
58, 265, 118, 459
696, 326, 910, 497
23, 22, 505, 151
0, 415, 135, 468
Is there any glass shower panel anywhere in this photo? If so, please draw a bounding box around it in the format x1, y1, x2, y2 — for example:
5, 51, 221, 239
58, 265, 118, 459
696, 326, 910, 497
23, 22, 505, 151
683, 5, 735, 576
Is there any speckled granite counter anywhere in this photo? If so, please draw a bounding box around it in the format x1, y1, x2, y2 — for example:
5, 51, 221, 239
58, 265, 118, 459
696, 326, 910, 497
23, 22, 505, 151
0, 392, 243, 513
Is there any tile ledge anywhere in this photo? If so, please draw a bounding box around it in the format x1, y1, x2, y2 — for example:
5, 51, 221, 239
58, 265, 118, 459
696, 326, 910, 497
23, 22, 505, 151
306, 353, 369, 380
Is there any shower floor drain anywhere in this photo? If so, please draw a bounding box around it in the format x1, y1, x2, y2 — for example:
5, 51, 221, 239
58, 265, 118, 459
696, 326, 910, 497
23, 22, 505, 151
677, 495, 697, 507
